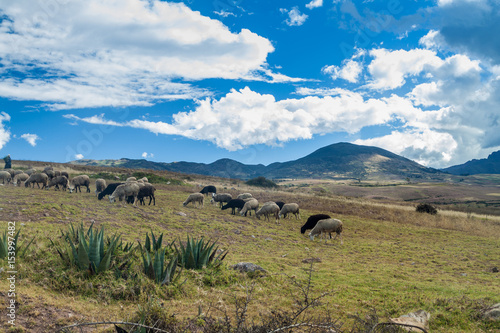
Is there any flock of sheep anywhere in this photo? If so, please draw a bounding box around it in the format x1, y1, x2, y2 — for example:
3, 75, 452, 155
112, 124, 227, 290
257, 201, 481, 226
2, 167, 156, 207
2, 167, 342, 244
184, 186, 343, 244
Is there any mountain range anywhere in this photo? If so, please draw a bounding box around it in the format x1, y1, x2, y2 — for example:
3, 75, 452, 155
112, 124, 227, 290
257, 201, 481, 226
71, 142, 447, 181
441, 150, 500, 175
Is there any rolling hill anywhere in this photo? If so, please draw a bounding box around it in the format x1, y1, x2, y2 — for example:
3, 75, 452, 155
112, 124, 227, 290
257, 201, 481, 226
442, 150, 500, 175
71, 142, 445, 181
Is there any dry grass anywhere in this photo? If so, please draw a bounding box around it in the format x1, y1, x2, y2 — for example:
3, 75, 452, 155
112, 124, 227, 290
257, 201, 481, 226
0, 161, 498, 332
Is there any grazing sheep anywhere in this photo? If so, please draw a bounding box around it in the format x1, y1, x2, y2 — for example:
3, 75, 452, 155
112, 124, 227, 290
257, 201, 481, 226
109, 182, 140, 205
68, 175, 91, 193
279, 203, 300, 219
275, 201, 285, 210
126, 177, 137, 182
43, 169, 55, 179
95, 178, 107, 196
137, 183, 156, 205
300, 214, 331, 234
24, 173, 49, 189
13, 173, 29, 186
61, 171, 69, 179
210, 193, 233, 207
53, 170, 61, 177
309, 218, 343, 244
5, 169, 15, 178
255, 202, 280, 223
183, 193, 204, 208
221, 199, 245, 215
239, 198, 259, 217
200, 185, 217, 196
237, 193, 252, 200
25, 168, 35, 176
98, 183, 125, 200
139, 177, 148, 183
12, 170, 24, 176
46, 176, 69, 191
0, 171, 11, 184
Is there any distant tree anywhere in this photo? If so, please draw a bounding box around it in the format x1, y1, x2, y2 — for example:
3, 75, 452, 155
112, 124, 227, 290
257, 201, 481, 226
416, 203, 438, 215
245, 176, 278, 188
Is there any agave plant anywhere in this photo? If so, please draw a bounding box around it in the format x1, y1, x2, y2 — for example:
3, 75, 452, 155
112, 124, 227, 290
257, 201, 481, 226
51, 223, 121, 276
174, 236, 228, 270
0, 228, 35, 260
139, 231, 180, 286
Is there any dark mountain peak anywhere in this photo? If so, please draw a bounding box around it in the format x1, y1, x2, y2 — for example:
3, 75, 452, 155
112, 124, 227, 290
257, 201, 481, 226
72, 142, 446, 181
443, 149, 500, 175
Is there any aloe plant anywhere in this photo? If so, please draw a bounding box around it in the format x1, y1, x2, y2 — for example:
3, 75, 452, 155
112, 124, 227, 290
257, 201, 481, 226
51, 223, 121, 276
139, 231, 180, 285
0, 228, 35, 260
174, 236, 227, 270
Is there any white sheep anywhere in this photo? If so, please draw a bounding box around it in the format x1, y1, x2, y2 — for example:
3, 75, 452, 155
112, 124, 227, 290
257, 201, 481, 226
237, 193, 253, 200
255, 202, 280, 223
95, 178, 107, 196
13, 172, 29, 186
183, 193, 204, 208
25, 173, 49, 189
210, 193, 232, 207
239, 198, 259, 217
279, 203, 300, 219
139, 177, 148, 183
109, 182, 140, 206
309, 218, 343, 244
126, 177, 137, 182
68, 175, 91, 193
0, 170, 11, 184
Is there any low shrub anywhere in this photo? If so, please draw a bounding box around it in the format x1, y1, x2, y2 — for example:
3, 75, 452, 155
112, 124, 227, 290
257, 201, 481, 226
416, 203, 438, 215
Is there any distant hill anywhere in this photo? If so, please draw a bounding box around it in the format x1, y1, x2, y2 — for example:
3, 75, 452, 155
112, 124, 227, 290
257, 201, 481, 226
442, 150, 500, 175
71, 142, 445, 181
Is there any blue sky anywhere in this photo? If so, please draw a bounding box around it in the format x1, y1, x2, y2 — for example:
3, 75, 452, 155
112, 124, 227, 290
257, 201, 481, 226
1, 0, 500, 169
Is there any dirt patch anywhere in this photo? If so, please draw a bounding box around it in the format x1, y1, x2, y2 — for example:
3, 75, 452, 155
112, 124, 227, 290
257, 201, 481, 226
0, 293, 91, 332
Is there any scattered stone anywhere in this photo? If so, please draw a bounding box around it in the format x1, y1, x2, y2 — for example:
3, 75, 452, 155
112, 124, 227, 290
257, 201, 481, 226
492, 267, 499, 273
44, 213, 49, 217
232, 229, 241, 234
265, 237, 273, 241
302, 257, 322, 264
483, 303, 500, 322
176, 212, 187, 217
389, 309, 430, 332
230, 262, 266, 274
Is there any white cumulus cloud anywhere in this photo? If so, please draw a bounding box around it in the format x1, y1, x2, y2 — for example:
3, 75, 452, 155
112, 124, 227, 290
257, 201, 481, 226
322, 59, 363, 83
21, 133, 40, 147
281, 7, 308, 26
142, 152, 154, 159
0, 112, 11, 150
306, 0, 323, 9
0, 0, 276, 110
75, 154, 84, 160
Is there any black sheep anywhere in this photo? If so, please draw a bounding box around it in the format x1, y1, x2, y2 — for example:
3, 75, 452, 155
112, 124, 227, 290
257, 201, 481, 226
200, 185, 217, 196
300, 214, 331, 234
221, 199, 245, 215
97, 183, 124, 200
275, 201, 285, 210
137, 184, 156, 205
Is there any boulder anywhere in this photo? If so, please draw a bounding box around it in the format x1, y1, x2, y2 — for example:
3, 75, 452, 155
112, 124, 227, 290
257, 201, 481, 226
389, 309, 430, 332
483, 303, 500, 322
230, 262, 266, 274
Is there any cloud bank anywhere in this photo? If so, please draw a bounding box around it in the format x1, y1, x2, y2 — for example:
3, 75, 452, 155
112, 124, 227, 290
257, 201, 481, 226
0, 0, 275, 110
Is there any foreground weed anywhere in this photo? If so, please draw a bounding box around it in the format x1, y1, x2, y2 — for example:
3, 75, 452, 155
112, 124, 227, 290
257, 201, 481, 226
0, 227, 35, 260
50, 223, 123, 276
174, 236, 228, 270
139, 231, 180, 286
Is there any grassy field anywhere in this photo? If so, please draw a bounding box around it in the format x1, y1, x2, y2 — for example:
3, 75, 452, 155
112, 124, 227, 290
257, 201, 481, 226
0, 163, 499, 332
